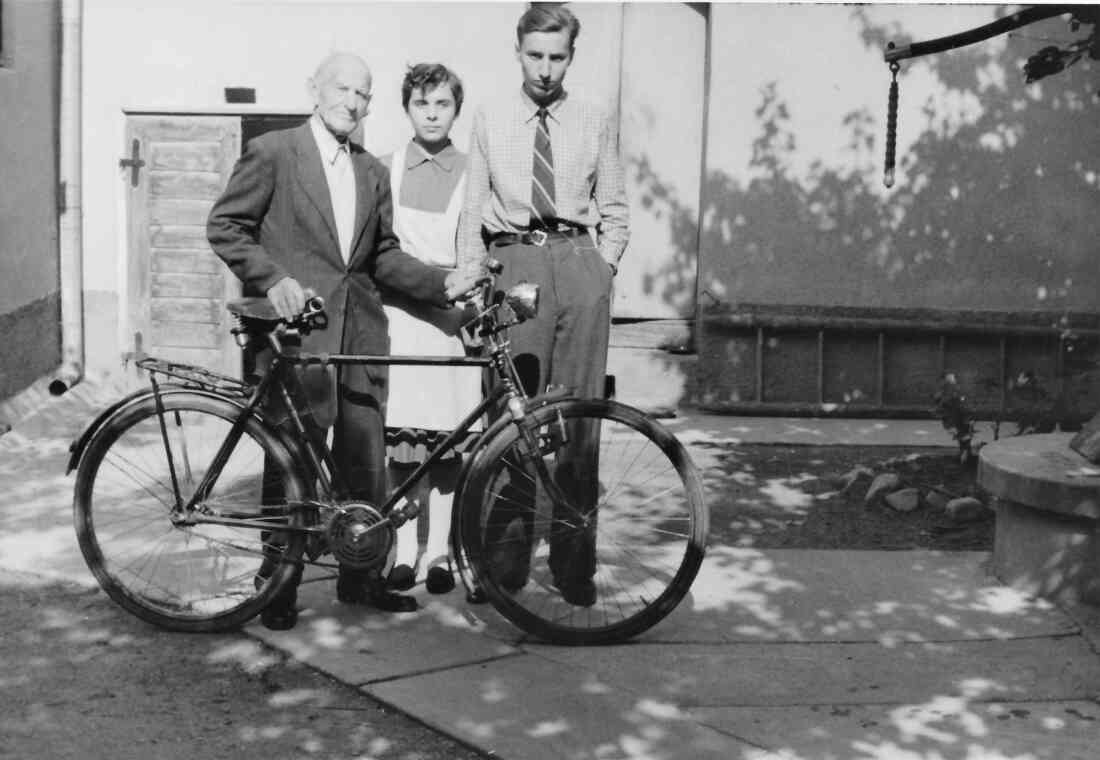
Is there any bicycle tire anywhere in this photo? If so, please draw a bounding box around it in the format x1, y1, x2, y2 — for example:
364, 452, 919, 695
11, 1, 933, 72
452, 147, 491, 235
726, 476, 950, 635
74, 390, 308, 632
457, 398, 707, 644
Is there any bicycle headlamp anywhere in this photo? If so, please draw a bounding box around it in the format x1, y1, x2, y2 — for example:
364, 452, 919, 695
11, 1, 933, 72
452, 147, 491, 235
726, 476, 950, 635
505, 281, 539, 322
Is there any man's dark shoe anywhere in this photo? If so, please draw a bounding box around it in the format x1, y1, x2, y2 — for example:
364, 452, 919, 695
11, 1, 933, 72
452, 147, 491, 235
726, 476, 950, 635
260, 603, 299, 631
260, 586, 299, 630
370, 589, 419, 612
554, 576, 597, 608
338, 569, 418, 612
489, 517, 531, 592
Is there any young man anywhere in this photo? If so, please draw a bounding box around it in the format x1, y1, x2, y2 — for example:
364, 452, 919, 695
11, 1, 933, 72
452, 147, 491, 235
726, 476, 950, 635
382, 64, 480, 596
457, 6, 630, 607
207, 52, 479, 630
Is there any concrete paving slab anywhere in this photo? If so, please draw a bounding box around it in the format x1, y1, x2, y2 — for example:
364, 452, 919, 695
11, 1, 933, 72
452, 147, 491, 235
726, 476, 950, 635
638, 549, 1077, 644
527, 636, 1100, 708
368, 651, 747, 760
691, 699, 1100, 760
247, 577, 521, 685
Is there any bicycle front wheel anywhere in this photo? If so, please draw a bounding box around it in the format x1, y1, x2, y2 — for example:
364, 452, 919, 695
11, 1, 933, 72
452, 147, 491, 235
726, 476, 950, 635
458, 399, 707, 644
74, 390, 308, 632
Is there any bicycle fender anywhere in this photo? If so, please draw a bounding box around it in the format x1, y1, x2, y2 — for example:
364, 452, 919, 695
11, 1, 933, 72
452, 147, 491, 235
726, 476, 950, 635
65, 386, 249, 474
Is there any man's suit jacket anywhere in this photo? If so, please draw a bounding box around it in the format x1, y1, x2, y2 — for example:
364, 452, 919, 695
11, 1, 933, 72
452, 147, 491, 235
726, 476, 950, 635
207, 122, 451, 403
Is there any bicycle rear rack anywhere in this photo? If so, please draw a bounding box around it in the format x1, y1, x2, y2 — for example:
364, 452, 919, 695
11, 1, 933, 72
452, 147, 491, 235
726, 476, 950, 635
136, 357, 251, 398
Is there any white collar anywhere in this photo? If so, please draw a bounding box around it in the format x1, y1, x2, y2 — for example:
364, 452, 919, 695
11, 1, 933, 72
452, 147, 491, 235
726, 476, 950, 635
309, 114, 349, 166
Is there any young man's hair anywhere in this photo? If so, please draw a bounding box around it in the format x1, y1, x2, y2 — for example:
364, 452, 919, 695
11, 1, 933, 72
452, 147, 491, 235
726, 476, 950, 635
401, 63, 464, 115
516, 4, 581, 49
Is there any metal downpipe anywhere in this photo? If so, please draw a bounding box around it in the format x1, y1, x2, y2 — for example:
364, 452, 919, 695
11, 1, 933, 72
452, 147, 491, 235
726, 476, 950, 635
51, 0, 84, 396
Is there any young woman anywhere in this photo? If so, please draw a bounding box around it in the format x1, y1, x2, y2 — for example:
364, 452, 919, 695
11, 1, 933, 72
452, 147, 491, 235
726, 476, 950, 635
382, 63, 481, 594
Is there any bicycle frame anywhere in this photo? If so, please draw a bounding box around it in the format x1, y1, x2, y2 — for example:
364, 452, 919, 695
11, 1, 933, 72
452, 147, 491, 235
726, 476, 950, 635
146, 290, 578, 548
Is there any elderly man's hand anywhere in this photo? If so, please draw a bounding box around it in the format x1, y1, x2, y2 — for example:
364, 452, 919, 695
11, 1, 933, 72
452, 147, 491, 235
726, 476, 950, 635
444, 270, 490, 303
267, 276, 307, 321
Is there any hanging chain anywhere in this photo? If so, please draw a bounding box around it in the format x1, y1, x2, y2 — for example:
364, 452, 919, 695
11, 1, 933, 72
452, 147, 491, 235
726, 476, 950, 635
883, 61, 900, 189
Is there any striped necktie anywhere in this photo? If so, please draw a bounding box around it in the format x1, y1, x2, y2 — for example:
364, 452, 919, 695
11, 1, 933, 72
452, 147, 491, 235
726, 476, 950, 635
530, 107, 556, 227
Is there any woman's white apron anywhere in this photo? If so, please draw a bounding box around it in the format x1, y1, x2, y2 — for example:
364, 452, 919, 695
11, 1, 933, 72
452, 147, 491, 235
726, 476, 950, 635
384, 146, 482, 431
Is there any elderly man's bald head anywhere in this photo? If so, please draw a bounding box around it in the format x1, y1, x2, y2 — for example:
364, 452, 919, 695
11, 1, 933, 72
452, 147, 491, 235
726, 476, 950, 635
309, 52, 373, 138
312, 52, 371, 86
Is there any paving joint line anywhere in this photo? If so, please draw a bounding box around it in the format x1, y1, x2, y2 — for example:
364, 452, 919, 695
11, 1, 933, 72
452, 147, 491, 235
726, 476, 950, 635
354, 648, 528, 687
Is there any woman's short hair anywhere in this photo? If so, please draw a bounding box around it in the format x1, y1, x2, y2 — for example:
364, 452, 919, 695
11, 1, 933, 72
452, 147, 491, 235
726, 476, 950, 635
401, 63, 464, 115
516, 4, 581, 49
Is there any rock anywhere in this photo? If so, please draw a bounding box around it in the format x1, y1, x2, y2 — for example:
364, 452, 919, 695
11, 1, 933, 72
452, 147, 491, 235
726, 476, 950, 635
864, 472, 902, 504
1069, 411, 1100, 462
946, 496, 990, 523
884, 487, 921, 513
924, 489, 951, 511
833, 465, 874, 492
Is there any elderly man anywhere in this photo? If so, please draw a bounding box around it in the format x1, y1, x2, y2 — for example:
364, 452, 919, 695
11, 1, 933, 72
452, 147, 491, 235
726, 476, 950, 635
208, 52, 480, 630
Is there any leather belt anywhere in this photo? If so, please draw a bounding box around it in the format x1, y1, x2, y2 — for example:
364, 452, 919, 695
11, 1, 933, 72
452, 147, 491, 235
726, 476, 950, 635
490, 226, 589, 247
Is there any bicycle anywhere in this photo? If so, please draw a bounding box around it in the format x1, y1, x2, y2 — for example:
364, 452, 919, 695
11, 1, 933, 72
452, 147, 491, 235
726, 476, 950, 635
68, 263, 708, 645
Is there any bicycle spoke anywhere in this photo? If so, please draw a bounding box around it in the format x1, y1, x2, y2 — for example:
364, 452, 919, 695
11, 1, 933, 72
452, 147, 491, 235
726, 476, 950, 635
462, 400, 706, 644
76, 392, 308, 631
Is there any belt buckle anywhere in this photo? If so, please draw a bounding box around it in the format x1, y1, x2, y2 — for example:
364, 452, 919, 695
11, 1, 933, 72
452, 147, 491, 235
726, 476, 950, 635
529, 229, 548, 247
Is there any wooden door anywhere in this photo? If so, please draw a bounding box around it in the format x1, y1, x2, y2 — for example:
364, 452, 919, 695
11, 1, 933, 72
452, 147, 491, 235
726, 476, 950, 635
124, 115, 241, 375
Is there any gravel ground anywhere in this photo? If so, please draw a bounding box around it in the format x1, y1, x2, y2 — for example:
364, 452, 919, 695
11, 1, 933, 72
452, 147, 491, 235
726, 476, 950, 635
0, 570, 487, 760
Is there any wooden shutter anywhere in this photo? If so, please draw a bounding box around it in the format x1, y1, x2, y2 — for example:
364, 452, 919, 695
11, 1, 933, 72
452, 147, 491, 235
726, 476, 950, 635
124, 115, 241, 376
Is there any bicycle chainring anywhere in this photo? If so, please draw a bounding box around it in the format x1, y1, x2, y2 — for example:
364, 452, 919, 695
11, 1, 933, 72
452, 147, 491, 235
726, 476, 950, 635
326, 503, 393, 570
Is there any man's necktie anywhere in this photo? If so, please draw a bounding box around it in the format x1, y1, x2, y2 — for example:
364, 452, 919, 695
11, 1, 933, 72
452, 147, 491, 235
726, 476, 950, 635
332, 143, 356, 263
530, 107, 556, 227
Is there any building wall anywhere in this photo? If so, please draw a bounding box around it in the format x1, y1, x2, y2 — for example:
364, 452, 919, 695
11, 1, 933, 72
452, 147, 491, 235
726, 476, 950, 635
699, 4, 1100, 314
685, 4, 1100, 414
0, 0, 61, 402
78, 2, 1100, 413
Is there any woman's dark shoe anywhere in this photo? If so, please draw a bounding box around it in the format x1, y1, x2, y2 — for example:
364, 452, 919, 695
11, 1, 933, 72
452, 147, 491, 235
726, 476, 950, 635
387, 564, 417, 591
425, 565, 456, 594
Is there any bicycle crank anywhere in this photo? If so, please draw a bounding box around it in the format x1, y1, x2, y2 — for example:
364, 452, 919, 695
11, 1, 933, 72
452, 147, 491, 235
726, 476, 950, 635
326, 503, 393, 570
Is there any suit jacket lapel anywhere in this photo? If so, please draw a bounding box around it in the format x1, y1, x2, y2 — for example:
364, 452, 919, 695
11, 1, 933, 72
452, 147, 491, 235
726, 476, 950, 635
292, 125, 344, 266
347, 146, 374, 268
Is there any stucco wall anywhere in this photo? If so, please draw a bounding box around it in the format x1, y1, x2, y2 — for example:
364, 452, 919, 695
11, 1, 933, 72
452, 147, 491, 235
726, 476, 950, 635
0, 0, 61, 399
697, 4, 1100, 314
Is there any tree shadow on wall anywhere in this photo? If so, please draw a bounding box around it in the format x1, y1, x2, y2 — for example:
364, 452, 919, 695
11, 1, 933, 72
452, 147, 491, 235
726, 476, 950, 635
632, 8, 1100, 409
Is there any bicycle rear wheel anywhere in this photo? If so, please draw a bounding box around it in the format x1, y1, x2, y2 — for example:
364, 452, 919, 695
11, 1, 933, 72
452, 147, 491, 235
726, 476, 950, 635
458, 398, 707, 644
73, 391, 307, 632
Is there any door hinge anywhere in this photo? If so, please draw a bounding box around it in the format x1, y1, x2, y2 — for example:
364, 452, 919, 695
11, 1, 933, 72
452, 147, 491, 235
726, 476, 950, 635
120, 139, 145, 187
